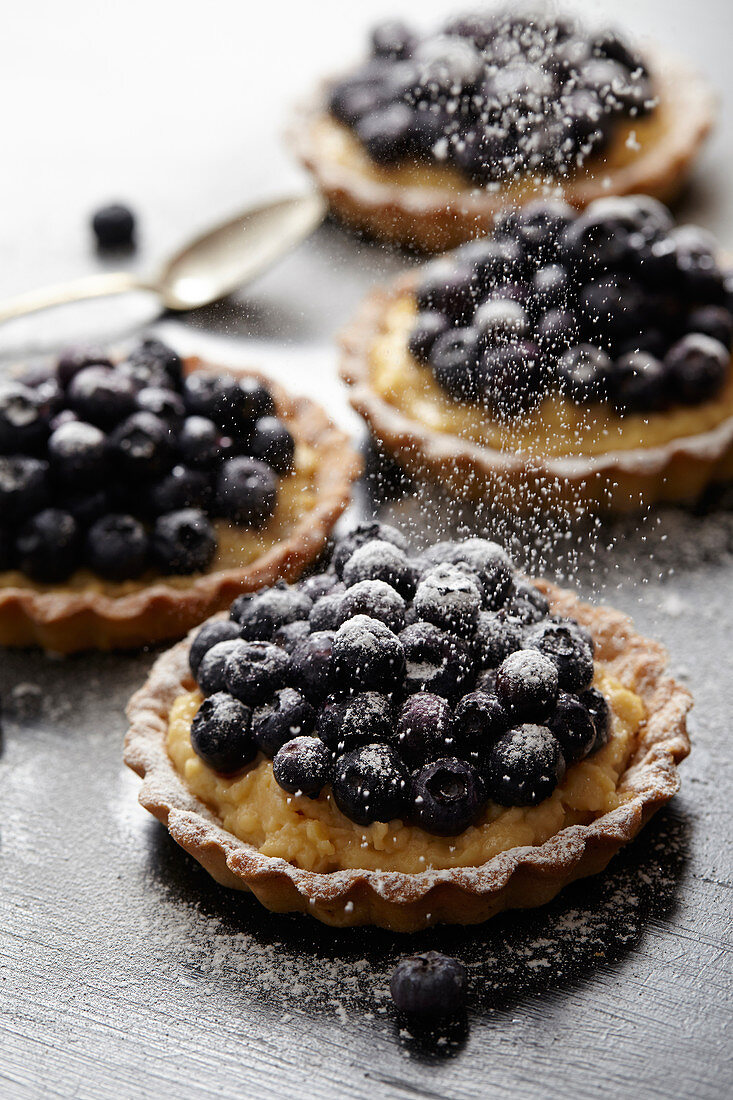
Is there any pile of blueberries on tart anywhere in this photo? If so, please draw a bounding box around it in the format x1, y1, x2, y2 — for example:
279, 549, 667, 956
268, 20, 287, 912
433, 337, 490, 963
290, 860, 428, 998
409, 194, 733, 417
187, 525, 609, 836
0, 339, 295, 585
328, 8, 655, 186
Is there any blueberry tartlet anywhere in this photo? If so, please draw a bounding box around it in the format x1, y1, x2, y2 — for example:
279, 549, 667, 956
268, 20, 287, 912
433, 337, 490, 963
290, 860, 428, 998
341, 194, 733, 511
125, 528, 690, 931
293, 8, 713, 251
0, 340, 360, 651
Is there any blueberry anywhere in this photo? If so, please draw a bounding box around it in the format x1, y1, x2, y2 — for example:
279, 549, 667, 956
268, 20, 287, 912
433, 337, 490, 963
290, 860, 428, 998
273, 736, 332, 798
183, 371, 243, 425
611, 352, 670, 413
556, 344, 612, 403
429, 327, 485, 402
252, 688, 316, 757
236, 581, 313, 640
127, 338, 183, 389
298, 571, 341, 601
537, 308, 579, 362
273, 619, 312, 654
178, 416, 221, 469
408, 311, 449, 363
317, 691, 395, 753
91, 203, 135, 249
290, 630, 336, 700
447, 539, 515, 609
548, 691, 596, 765
332, 614, 405, 692
472, 611, 523, 667
474, 299, 529, 345
531, 264, 569, 311
395, 693, 453, 769
67, 366, 137, 428
224, 640, 290, 706
413, 563, 482, 636
341, 539, 416, 598
665, 225, 723, 297
332, 524, 408, 579
109, 412, 174, 481
244, 416, 295, 475
578, 277, 643, 346
496, 649, 559, 721
482, 341, 543, 415
340, 579, 405, 633
371, 19, 415, 60
0, 525, 14, 571
190, 692, 255, 775
0, 456, 49, 522
452, 690, 508, 762
84, 514, 149, 581
215, 457, 277, 527
16, 509, 80, 583
356, 103, 416, 165
592, 30, 648, 77
47, 420, 108, 489
197, 640, 245, 695
146, 465, 210, 515
390, 952, 468, 1017
581, 686, 612, 753
332, 743, 409, 825
506, 579, 550, 624
411, 35, 484, 100
189, 618, 242, 678
486, 724, 566, 806
56, 347, 112, 389
399, 621, 473, 698
452, 125, 509, 184
151, 508, 217, 575
59, 488, 109, 528
511, 199, 574, 260
135, 386, 186, 426
664, 334, 729, 405
458, 237, 524, 289
686, 306, 733, 350
411, 757, 485, 835
526, 618, 594, 692
309, 590, 347, 632
416, 261, 478, 322
0, 382, 48, 454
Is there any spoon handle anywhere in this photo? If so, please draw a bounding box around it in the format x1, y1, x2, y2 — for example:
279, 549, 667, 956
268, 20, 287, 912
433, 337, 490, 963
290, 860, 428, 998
0, 271, 150, 324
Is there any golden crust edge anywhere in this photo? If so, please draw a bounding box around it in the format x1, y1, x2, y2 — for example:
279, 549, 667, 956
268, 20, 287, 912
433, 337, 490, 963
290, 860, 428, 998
123, 582, 691, 932
338, 278, 733, 512
291, 53, 715, 252
0, 357, 362, 653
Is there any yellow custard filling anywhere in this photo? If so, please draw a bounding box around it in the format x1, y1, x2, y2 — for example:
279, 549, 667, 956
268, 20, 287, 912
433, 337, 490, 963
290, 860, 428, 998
370, 295, 733, 458
167, 668, 644, 875
0, 443, 320, 597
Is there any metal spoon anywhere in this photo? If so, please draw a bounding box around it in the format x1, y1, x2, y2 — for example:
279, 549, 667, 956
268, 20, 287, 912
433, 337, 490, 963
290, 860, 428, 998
0, 192, 326, 324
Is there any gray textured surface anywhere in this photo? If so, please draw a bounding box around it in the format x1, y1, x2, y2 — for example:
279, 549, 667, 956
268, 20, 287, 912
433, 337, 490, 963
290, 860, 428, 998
1, 1, 733, 1098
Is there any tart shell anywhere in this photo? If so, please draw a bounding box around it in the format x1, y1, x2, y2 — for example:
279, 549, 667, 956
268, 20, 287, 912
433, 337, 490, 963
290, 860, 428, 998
340, 279, 733, 513
124, 583, 691, 932
0, 358, 361, 653
292, 53, 714, 252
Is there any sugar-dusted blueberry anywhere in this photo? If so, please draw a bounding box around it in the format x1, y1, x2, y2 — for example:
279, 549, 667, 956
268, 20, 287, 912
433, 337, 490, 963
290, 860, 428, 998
197, 639, 247, 695
408, 311, 449, 364
531, 264, 569, 311
371, 19, 415, 59
0, 382, 49, 454
332, 522, 408, 579
135, 386, 186, 426
317, 691, 395, 753
245, 417, 295, 475
56, 347, 112, 389
0, 525, 14, 570
474, 299, 529, 345
666, 224, 723, 297
429, 327, 485, 402
482, 341, 543, 415
332, 614, 405, 692
252, 687, 316, 757
399, 620, 473, 698
183, 371, 241, 424
556, 344, 612, 403
16, 509, 80, 583
273, 736, 333, 799
236, 580, 312, 640
109, 411, 174, 481
452, 690, 508, 762
686, 306, 733, 350
548, 691, 596, 764
592, 29, 648, 77
511, 199, 574, 260
496, 648, 559, 721
506, 578, 550, 624
0, 456, 49, 522
84, 514, 149, 581
411, 757, 485, 835
91, 203, 135, 249
356, 103, 415, 165
291, 630, 336, 700
341, 539, 416, 598
151, 508, 217, 575
127, 338, 183, 389
190, 692, 255, 775
665, 334, 729, 405
146, 465, 210, 515
390, 952, 468, 1017
47, 420, 108, 489
224, 640, 291, 706
413, 563, 482, 636
581, 685, 612, 753
340, 579, 406, 634
67, 366, 137, 428
298, 571, 341, 602
472, 610, 523, 668
411, 34, 484, 100
215, 456, 277, 527
526, 617, 594, 692
178, 416, 221, 469
448, 538, 515, 609
189, 618, 242, 678
395, 693, 453, 769
416, 260, 477, 322
273, 619, 312, 654
332, 742, 409, 825
486, 724, 566, 806
610, 351, 669, 413
309, 590, 347, 632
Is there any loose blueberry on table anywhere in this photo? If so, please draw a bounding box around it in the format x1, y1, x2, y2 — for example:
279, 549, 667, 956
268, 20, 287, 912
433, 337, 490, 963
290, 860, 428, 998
0, 340, 295, 584
187, 526, 611, 836
328, 8, 654, 184
408, 195, 732, 416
